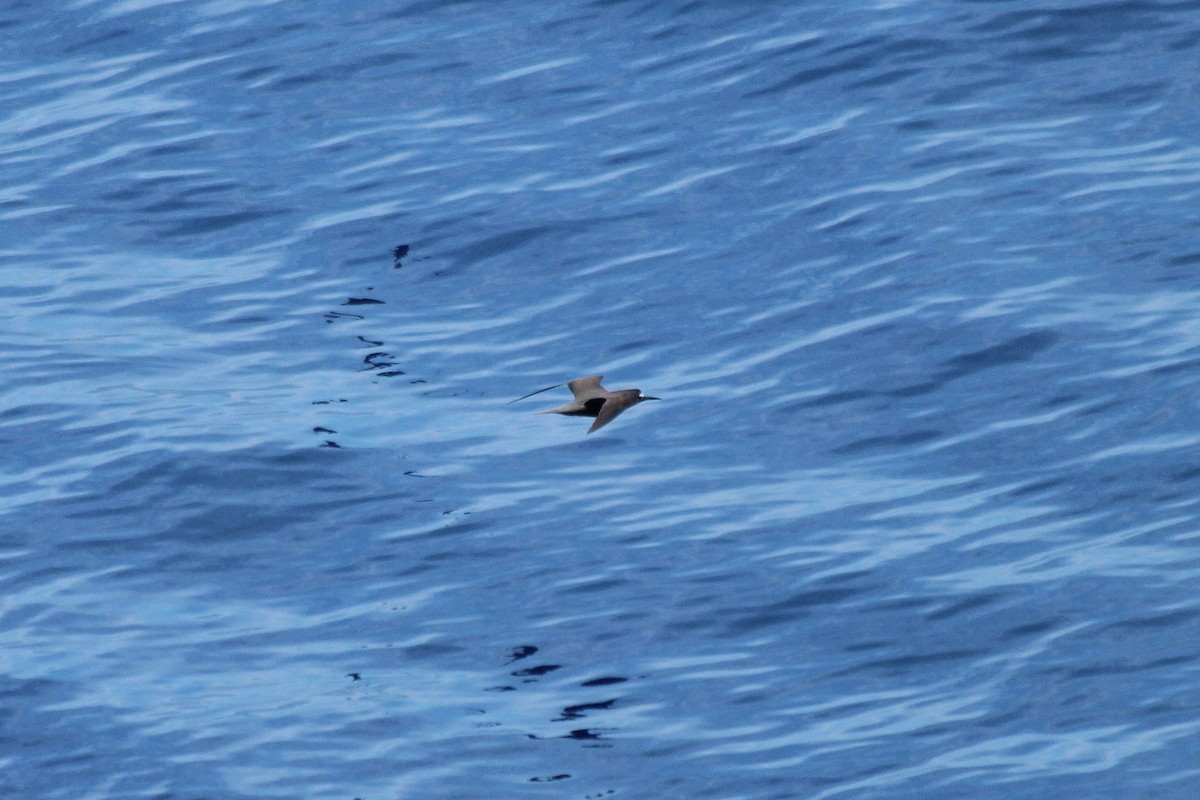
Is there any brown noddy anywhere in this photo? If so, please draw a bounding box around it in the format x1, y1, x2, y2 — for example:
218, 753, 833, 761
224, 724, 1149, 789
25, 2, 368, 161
510, 374, 660, 434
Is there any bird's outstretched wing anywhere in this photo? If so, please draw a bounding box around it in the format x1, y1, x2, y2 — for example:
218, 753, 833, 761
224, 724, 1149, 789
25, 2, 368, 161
568, 375, 605, 401
587, 389, 638, 433
510, 375, 606, 405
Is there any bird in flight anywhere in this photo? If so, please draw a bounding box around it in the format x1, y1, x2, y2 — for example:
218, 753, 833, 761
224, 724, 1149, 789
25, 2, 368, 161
510, 375, 660, 434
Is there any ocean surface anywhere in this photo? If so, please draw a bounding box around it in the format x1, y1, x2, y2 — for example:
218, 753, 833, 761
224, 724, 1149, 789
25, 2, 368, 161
3, 1, 1200, 798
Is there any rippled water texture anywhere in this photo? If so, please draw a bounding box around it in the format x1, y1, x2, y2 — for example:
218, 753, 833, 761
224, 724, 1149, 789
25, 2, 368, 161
3, 1, 1200, 798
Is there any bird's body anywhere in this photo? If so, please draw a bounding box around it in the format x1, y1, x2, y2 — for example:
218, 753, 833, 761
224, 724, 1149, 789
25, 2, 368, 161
511, 375, 659, 433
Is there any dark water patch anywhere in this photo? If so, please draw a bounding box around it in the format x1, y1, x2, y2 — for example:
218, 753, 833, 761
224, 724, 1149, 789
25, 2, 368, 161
923, 591, 1006, 622
159, 209, 284, 238
883, 380, 942, 398
728, 586, 866, 633
833, 428, 941, 455
747, 33, 949, 99
391, 243, 410, 267
530, 773, 572, 783
141, 140, 219, 160
926, 75, 1010, 105
1167, 465, 1200, 483
843, 648, 989, 677
745, 54, 876, 97
971, 3, 1173, 45
602, 145, 674, 166
1149, 356, 1200, 377
0, 403, 71, 422
580, 676, 627, 687
1167, 251, 1200, 266
783, 389, 875, 411
68, 27, 136, 51
557, 698, 617, 721
1071, 80, 1168, 107
1066, 653, 1196, 679
402, 641, 466, 659
506, 645, 538, 663
1101, 607, 1200, 632
1002, 476, 1069, 498
513, 664, 561, 678
269, 70, 342, 91
346, 50, 419, 73
848, 67, 923, 90
444, 226, 564, 268
566, 578, 632, 594
937, 330, 1058, 380
384, 0, 479, 19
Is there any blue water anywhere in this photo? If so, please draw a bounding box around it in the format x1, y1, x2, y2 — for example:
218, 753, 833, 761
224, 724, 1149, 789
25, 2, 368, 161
4, 1, 1200, 797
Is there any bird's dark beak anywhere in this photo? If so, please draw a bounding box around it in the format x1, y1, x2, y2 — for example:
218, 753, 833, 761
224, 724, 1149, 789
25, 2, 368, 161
642, 395, 661, 401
